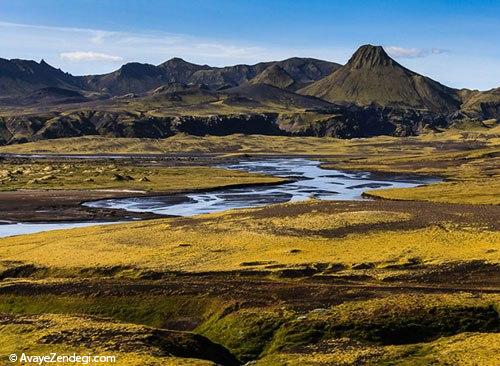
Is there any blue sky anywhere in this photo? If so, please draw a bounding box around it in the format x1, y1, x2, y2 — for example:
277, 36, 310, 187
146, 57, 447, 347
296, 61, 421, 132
0, 0, 499, 89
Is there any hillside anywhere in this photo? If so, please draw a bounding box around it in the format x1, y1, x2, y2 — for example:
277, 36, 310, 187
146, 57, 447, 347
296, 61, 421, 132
249, 64, 297, 90
299, 45, 462, 113
0, 58, 83, 95
221, 83, 334, 109
189, 57, 340, 90
459, 87, 500, 119
0, 56, 340, 97
82, 58, 211, 95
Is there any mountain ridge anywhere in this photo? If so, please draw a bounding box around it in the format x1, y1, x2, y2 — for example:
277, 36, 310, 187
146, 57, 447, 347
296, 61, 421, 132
0, 58, 83, 95
0, 56, 340, 97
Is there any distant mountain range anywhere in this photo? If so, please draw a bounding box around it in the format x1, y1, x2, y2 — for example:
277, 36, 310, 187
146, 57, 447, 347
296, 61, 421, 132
0, 56, 340, 97
0, 45, 498, 144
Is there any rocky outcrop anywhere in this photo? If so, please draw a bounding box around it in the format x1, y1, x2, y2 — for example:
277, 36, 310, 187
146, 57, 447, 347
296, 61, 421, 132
278, 106, 448, 138
0, 112, 288, 144
171, 113, 283, 136
0, 105, 461, 145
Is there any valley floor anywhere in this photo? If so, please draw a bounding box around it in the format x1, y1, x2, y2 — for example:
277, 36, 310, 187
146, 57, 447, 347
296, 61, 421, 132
0, 130, 499, 365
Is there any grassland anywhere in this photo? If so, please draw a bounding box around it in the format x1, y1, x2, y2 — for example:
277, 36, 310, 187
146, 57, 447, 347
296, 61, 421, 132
255, 332, 500, 366
0, 161, 283, 192
0, 128, 497, 156
363, 179, 500, 205
0, 200, 498, 273
0, 128, 499, 364
1, 128, 498, 204
0, 312, 236, 366
0, 282, 498, 364
0, 194, 498, 363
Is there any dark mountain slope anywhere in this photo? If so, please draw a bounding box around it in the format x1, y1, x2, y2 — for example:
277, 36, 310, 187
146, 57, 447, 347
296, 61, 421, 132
81, 58, 211, 95
299, 45, 462, 113
0, 58, 82, 95
259, 57, 341, 85
222, 83, 335, 109
189, 64, 256, 88
157, 57, 212, 83
190, 57, 341, 89
0, 87, 88, 107
0, 57, 340, 97
249, 65, 297, 90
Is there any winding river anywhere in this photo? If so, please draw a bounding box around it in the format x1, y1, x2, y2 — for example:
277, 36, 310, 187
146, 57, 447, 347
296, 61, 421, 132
0, 158, 438, 238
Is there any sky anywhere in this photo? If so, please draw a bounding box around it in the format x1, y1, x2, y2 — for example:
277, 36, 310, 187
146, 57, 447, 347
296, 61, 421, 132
0, 0, 499, 90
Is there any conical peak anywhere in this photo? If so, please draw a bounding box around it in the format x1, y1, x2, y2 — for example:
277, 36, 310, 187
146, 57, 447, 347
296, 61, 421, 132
166, 57, 187, 64
348, 44, 395, 69
160, 57, 194, 68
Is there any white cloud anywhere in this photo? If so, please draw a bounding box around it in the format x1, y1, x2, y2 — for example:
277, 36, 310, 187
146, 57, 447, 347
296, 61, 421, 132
385, 46, 448, 58
0, 21, 272, 65
60, 51, 123, 62
0, 20, 351, 75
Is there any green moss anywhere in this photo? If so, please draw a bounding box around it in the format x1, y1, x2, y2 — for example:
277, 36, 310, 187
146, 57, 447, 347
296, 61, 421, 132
265, 297, 500, 354
0, 294, 221, 329
265, 320, 326, 354
197, 307, 292, 362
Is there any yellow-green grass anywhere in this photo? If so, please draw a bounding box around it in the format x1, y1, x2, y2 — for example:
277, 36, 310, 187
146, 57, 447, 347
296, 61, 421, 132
0, 129, 497, 155
0, 134, 354, 155
1, 131, 498, 204
161, 292, 500, 362
0, 162, 284, 192
255, 333, 500, 366
250, 293, 500, 364
326, 144, 499, 205
264, 293, 500, 349
0, 293, 221, 329
0, 313, 222, 366
1, 289, 497, 364
0, 201, 498, 273
365, 179, 500, 205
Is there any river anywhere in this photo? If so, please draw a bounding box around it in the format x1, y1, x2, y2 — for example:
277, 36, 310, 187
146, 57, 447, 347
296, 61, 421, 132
0, 158, 438, 237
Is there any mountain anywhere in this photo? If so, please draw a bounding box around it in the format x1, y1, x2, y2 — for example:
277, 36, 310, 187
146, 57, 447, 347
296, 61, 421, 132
187, 57, 341, 90
299, 45, 462, 113
82, 58, 210, 95
0, 57, 339, 97
249, 65, 297, 90
0, 86, 88, 107
459, 87, 500, 118
157, 58, 212, 83
0, 57, 340, 97
222, 83, 334, 109
259, 57, 341, 86
188, 64, 255, 88
0, 47, 498, 145
0, 58, 82, 95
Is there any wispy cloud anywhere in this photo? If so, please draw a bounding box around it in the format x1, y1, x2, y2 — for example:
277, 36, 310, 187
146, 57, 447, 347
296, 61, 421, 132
385, 46, 448, 58
60, 51, 123, 62
0, 20, 350, 75
0, 21, 270, 65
